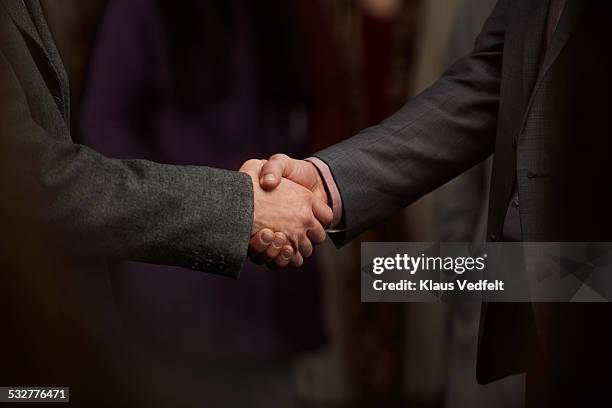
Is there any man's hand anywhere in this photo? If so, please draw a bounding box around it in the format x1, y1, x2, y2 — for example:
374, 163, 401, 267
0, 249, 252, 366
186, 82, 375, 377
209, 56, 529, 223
259, 154, 328, 204
248, 228, 295, 269
241, 160, 332, 267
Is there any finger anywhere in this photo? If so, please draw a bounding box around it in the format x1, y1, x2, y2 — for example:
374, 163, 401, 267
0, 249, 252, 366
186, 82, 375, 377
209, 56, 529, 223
260, 154, 293, 190
264, 232, 287, 260
248, 229, 275, 255
267, 245, 294, 269
290, 251, 304, 268
298, 235, 313, 258
248, 229, 276, 264
312, 198, 333, 228
307, 222, 327, 245
251, 231, 287, 265
239, 159, 263, 173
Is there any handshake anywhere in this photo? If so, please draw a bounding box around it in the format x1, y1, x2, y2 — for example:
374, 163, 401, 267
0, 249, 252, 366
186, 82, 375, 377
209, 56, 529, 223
240, 154, 332, 269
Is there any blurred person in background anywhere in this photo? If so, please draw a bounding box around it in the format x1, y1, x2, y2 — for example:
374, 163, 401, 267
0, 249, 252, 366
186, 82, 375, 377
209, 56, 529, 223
78, 0, 348, 406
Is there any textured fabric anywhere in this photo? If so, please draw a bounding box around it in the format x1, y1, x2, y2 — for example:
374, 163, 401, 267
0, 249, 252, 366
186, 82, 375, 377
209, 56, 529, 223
314, 0, 612, 387
0, 0, 253, 277
545, 0, 567, 47
315, 0, 506, 244
501, 0, 567, 242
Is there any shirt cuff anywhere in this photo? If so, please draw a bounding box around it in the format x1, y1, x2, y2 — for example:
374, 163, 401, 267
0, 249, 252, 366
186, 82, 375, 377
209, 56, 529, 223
305, 157, 343, 229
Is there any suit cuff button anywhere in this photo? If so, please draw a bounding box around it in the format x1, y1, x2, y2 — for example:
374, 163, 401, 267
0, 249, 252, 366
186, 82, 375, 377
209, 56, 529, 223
216, 261, 227, 272
203, 259, 215, 272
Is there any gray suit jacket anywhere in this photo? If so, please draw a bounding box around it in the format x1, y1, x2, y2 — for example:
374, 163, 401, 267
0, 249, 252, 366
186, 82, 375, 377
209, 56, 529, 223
0, 0, 253, 277
0, 1, 253, 403
315, 0, 612, 384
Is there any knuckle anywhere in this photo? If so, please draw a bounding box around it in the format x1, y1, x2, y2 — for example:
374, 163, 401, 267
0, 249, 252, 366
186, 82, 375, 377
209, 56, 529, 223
270, 153, 288, 162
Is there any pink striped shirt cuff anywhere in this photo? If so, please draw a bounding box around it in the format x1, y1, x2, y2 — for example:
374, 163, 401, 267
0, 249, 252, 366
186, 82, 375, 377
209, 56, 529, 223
305, 157, 343, 229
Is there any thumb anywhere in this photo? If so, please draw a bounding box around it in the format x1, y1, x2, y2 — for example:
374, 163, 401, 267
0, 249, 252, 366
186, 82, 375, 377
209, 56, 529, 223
260, 154, 294, 190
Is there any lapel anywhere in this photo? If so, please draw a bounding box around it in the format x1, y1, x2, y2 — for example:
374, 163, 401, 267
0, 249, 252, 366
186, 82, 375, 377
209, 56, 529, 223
0, 0, 70, 123
25, 0, 70, 124
517, 0, 582, 138
533, 0, 583, 90
0, 0, 46, 52
521, 0, 550, 100
25, 0, 69, 85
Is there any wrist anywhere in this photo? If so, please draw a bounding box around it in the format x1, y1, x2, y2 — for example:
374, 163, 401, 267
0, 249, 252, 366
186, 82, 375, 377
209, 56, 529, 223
240, 168, 263, 236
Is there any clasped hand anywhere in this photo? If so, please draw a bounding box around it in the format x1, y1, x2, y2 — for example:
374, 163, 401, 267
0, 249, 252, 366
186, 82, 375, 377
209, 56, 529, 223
240, 155, 330, 268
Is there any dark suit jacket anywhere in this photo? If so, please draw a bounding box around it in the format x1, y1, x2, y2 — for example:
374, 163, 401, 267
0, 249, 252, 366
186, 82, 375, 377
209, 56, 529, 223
315, 0, 612, 384
0, 0, 253, 404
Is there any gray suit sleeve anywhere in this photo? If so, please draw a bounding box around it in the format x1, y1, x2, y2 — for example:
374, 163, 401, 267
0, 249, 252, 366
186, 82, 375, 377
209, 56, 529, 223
314, 0, 509, 245
0, 49, 253, 278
